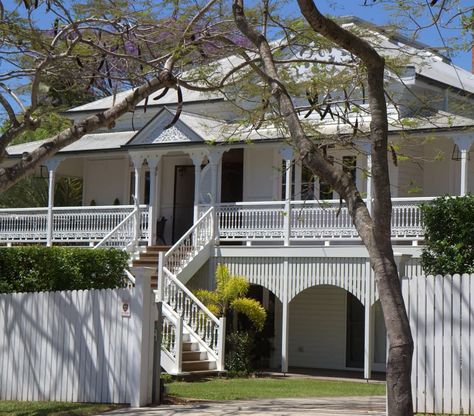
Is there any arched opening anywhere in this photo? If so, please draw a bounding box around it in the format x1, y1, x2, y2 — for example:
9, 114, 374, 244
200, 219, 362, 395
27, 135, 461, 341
229, 284, 280, 371
287, 284, 363, 371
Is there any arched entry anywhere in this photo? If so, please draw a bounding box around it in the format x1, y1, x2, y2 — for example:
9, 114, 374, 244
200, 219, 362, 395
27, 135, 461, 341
286, 285, 365, 371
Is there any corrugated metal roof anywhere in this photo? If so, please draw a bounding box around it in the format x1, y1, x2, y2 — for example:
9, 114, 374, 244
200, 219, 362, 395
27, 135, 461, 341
7, 131, 135, 156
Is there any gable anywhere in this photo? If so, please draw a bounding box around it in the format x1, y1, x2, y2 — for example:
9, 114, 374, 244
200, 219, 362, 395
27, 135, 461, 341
126, 107, 204, 146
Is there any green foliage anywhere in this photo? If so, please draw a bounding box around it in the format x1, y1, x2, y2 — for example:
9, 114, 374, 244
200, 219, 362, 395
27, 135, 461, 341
231, 298, 266, 332
0, 175, 83, 208
195, 264, 267, 331
420, 195, 474, 275
225, 331, 253, 377
0, 247, 128, 293
9, 113, 72, 145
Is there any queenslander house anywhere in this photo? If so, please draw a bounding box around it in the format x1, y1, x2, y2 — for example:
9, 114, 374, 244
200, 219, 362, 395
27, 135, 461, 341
1, 18, 474, 379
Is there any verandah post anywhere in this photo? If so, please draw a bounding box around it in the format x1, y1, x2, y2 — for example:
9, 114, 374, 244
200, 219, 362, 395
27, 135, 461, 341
452, 136, 474, 196
45, 157, 63, 247
280, 146, 294, 245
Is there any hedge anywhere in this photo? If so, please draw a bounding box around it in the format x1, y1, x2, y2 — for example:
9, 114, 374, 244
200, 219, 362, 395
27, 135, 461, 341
420, 194, 474, 275
0, 247, 129, 293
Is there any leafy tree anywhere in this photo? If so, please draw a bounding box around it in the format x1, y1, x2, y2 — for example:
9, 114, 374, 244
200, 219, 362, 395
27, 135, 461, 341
195, 264, 267, 331
0, 175, 82, 207
0, 1, 471, 414
0, 0, 238, 191
421, 195, 474, 275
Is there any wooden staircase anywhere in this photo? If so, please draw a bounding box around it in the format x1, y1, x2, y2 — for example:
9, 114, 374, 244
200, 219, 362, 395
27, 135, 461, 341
131, 245, 170, 288
180, 333, 218, 375
132, 245, 221, 376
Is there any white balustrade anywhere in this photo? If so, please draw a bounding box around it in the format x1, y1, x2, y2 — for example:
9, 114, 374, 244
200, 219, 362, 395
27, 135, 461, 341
216, 197, 435, 242
162, 267, 220, 354
164, 207, 214, 275
156, 208, 225, 371
161, 311, 178, 359
0, 205, 149, 245
0, 207, 48, 242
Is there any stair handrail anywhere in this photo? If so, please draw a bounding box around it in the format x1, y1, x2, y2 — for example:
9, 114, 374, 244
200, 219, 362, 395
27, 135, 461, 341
93, 206, 138, 249
162, 266, 220, 325
164, 207, 214, 274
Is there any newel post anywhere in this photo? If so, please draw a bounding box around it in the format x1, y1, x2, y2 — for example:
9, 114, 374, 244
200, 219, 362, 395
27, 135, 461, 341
157, 251, 165, 302
128, 266, 154, 407
217, 317, 226, 371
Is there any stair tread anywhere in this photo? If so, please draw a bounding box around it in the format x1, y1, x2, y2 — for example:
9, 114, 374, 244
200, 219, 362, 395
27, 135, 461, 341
175, 370, 222, 376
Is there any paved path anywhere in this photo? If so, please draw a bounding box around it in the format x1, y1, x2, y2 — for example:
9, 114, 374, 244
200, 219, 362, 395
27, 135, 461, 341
103, 396, 386, 415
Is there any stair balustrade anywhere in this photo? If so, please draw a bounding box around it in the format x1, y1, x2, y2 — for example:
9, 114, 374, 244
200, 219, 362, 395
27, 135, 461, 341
156, 207, 225, 373
164, 207, 214, 275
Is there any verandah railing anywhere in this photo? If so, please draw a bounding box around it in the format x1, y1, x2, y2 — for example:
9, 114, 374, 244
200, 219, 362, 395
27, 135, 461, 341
0, 205, 149, 245
215, 197, 434, 242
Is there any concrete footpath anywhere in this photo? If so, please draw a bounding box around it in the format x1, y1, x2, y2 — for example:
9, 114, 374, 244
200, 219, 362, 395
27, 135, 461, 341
103, 396, 386, 415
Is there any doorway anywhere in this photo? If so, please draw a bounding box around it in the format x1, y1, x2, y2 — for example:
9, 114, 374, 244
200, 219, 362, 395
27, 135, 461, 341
172, 165, 194, 243
221, 149, 243, 203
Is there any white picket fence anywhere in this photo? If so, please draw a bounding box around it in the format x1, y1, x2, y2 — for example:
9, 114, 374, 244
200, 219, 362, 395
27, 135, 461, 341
402, 273, 474, 415
0, 272, 156, 406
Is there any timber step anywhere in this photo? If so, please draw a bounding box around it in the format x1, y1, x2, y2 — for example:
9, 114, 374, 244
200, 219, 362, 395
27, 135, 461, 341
182, 359, 217, 372
132, 246, 171, 268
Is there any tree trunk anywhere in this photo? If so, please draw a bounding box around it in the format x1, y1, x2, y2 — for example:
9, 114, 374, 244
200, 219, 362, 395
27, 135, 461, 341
232, 1, 414, 414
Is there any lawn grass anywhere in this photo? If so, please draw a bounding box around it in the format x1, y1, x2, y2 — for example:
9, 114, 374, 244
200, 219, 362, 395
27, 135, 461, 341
0, 401, 121, 416
166, 377, 386, 401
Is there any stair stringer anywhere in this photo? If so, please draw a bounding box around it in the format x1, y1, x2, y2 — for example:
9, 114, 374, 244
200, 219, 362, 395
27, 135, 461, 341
174, 242, 212, 284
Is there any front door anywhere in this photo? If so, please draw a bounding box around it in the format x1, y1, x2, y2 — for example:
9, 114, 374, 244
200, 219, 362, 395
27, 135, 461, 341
221, 149, 244, 203
172, 165, 194, 243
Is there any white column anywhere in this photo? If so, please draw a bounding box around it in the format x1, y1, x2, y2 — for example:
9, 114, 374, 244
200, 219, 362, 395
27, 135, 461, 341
363, 259, 373, 379
130, 153, 145, 249
207, 149, 225, 240
453, 136, 474, 196
147, 156, 161, 246
45, 157, 63, 247
281, 258, 290, 373
207, 149, 225, 207
359, 142, 372, 213
189, 151, 206, 223
280, 146, 294, 247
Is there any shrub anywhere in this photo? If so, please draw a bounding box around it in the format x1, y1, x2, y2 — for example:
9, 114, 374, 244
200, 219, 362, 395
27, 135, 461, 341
0, 247, 128, 293
420, 195, 474, 275
225, 331, 253, 377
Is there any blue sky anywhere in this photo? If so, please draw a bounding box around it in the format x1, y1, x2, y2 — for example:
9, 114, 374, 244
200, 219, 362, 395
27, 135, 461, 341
3, 0, 472, 71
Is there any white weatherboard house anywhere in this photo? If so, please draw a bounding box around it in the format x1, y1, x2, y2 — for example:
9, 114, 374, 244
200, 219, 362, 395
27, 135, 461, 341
2, 19, 474, 383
